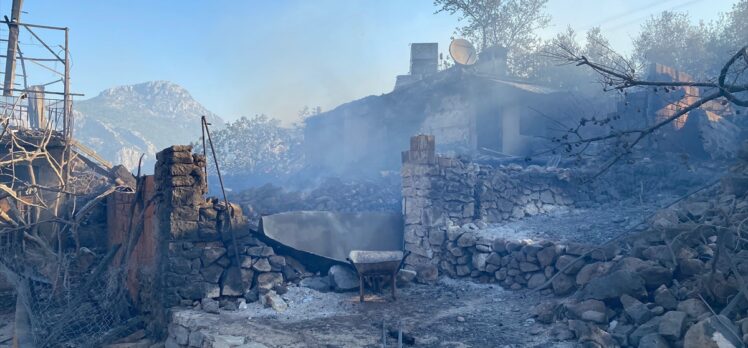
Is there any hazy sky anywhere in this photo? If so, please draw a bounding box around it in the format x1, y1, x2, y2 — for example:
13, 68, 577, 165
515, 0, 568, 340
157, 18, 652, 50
11, 0, 736, 124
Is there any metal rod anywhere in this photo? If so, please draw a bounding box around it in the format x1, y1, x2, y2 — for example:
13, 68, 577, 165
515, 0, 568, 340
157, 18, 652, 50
0, 20, 67, 31
201, 117, 208, 189
0, 88, 82, 96
202, 115, 240, 267
63, 27, 71, 183
21, 24, 64, 63
28, 59, 64, 77
0, 55, 60, 62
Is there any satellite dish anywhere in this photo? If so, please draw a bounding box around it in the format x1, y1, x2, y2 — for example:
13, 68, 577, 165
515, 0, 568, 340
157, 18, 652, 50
449, 39, 478, 66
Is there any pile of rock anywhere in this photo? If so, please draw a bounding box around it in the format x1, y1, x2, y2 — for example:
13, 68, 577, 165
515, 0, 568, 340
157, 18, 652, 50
529, 145, 748, 347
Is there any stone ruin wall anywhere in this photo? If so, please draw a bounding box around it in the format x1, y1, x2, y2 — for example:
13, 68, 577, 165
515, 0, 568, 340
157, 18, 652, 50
153, 145, 300, 346
401, 135, 620, 293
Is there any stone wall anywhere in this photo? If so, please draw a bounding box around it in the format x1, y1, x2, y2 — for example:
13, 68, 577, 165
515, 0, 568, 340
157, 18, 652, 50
156, 146, 292, 303
401, 135, 587, 272
153, 145, 299, 343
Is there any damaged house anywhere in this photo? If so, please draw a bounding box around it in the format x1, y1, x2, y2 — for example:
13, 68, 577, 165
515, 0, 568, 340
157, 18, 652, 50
304, 43, 572, 177
615, 63, 744, 159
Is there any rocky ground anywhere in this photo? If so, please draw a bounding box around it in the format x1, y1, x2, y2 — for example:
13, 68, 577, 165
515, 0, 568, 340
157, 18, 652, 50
168, 278, 578, 348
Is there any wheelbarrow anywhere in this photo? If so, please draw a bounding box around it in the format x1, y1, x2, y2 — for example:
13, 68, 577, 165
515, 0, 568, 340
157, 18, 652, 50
347, 250, 410, 302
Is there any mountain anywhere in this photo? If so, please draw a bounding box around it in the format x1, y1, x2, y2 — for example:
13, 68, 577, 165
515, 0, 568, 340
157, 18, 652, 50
74, 81, 224, 171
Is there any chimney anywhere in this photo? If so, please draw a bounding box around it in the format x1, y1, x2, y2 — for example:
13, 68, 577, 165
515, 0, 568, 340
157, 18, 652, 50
476, 46, 508, 77
409, 43, 438, 76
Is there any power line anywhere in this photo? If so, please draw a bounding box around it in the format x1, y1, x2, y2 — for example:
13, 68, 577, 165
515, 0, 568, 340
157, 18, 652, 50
604, 0, 705, 32
588, 0, 680, 30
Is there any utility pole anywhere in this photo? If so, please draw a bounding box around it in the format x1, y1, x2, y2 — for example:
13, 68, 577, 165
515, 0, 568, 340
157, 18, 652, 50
3, 0, 23, 96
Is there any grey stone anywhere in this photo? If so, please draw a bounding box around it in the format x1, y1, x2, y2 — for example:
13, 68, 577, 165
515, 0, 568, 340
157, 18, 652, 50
551, 273, 575, 296
519, 261, 540, 273
200, 263, 224, 284
456, 265, 471, 276
300, 276, 331, 292
328, 265, 359, 292
565, 299, 606, 320
260, 290, 288, 312
536, 246, 557, 268
678, 258, 704, 277
257, 272, 283, 291
527, 273, 546, 289
621, 294, 653, 324
555, 255, 585, 275
201, 246, 226, 265
252, 258, 273, 272
240, 256, 254, 269
575, 262, 611, 286
579, 270, 646, 301
169, 257, 192, 274
188, 330, 206, 347
580, 310, 607, 324
677, 298, 709, 319
169, 324, 190, 346
639, 265, 673, 289
456, 233, 477, 247
492, 239, 507, 253
268, 255, 286, 270
658, 310, 687, 341
639, 333, 670, 348
200, 297, 219, 314
629, 316, 663, 347
246, 246, 274, 257
472, 253, 489, 271
654, 285, 678, 310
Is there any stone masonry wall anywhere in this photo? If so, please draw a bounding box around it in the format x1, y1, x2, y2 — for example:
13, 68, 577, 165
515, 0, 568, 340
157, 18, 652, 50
402, 135, 586, 270
156, 145, 296, 306
154, 146, 300, 345
400, 135, 620, 293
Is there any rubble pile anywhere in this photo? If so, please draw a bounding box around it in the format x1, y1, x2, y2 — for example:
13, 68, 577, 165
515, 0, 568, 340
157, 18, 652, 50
529, 143, 748, 347
230, 177, 401, 223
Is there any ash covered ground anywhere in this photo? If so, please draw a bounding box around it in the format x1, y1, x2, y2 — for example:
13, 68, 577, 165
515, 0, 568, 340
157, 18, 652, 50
170, 278, 576, 348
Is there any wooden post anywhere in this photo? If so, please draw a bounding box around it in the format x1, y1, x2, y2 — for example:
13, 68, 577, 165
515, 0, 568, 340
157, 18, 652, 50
3, 0, 22, 96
